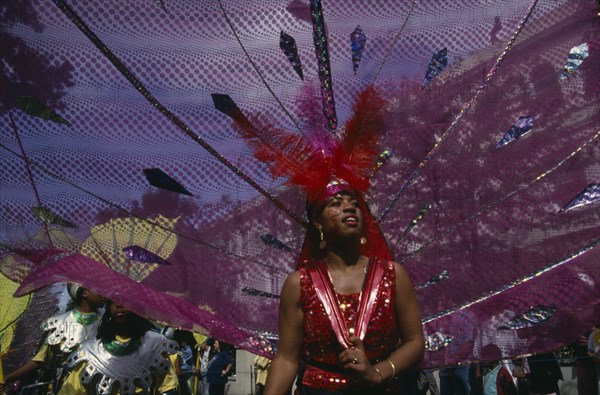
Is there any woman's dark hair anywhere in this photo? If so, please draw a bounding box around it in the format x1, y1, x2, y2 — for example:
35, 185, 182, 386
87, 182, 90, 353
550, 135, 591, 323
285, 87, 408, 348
174, 329, 198, 361
96, 300, 155, 342
65, 287, 85, 311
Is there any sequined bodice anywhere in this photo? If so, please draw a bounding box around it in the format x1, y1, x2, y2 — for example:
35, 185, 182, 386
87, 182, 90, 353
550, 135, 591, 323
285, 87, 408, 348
300, 258, 400, 365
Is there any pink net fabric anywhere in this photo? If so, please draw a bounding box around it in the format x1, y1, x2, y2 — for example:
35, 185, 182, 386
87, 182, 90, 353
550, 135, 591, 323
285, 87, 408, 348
1, 0, 599, 368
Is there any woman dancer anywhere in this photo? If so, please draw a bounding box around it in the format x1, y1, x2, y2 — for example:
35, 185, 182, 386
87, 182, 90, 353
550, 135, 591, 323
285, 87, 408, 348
220, 80, 426, 394
264, 181, 425, 394
2, 284, 104, 392
58, 300, 178, 395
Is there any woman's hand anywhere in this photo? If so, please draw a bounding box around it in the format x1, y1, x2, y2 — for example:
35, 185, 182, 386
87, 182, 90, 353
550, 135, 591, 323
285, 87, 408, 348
337, 336, 384, 386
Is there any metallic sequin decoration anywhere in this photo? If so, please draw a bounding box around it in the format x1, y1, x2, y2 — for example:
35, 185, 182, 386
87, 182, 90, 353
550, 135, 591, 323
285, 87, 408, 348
42, 310, 100, 353
155, 0, 166, 12
310, 0, 337, 131
422, 48, 448, 88
279, 31, 304, 80
378, 0, 540, 221
403, 203, 432, 236
241, 287, 280, 299
556, 346, 576, 364
560, 43, 589, 80
0, 242, 12, 251
143, 168, 193, 196
40, 251, 77, 266
416, 270, 449, 290
260, 234, 292, 252
122, 245, 171, 265
216, 0, 304, 136
497, 115, 535, 148
31, 206, 77, 228
301, 260, 399, 368
350, 26, 366, 75
425, 332, 454, 351
15, 96, 71, 126
561, 184, 600, 212
373, 149, 392, 171
498, 305, 557, 330
246, 334, 276, 354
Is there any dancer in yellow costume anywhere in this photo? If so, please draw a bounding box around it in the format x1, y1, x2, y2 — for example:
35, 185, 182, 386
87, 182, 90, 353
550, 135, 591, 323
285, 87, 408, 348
58, 300, 178, 395
2, 284, 104, 391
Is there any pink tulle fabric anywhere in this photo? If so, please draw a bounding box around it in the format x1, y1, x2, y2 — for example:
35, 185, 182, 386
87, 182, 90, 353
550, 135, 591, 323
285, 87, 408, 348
1, 0, 598, 368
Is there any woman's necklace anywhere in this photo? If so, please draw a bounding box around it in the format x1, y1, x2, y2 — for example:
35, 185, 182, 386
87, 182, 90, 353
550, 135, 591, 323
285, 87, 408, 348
73, 309, 99, 337
73, 309, 99, 325
103, 336, 143, 356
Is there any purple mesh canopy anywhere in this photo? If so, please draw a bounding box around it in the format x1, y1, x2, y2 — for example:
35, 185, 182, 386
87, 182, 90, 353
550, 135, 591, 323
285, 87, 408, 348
1, 0, 599, 368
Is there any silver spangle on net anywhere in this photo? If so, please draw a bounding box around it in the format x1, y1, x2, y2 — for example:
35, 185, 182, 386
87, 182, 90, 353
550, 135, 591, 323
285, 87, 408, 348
561, 184, 600, 212
425, 332, 454, 351
416, 270, 449, 290
560, 43, 589, 79
498, 305, 556, 330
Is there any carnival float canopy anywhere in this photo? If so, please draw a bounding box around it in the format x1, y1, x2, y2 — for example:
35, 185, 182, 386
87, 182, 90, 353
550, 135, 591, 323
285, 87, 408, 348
1, 0, 599, 368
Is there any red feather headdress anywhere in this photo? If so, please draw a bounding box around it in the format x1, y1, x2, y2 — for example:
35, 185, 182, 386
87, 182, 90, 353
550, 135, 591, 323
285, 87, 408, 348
213, 84, 386, 204
212, 84, 393, 263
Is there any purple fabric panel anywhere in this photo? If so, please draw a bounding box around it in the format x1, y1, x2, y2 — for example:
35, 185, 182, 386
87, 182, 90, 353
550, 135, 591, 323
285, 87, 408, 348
14, 251, 270, 356
422, 247, 600, 367
1, 0, 598, 368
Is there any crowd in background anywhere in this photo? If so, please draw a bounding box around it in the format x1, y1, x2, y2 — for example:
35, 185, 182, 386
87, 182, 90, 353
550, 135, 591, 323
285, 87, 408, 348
1, 285, 597, 395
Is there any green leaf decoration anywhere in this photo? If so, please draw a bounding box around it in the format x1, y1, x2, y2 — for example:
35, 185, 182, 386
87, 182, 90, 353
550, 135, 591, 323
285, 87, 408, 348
31, 206, 77, 228
15, 96, 71, 126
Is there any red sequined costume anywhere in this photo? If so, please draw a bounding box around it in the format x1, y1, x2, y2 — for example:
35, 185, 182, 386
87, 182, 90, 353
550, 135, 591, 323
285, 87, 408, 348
300, 257, 400, 392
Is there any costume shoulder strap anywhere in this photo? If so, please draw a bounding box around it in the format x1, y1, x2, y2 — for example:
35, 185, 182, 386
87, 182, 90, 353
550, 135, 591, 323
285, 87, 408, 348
306, 259, 352, 348
354, 257, 386, 341
306, 257, 388, 348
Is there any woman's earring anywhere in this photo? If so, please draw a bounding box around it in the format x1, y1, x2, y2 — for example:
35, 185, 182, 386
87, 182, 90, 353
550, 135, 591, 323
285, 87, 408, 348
360, 237, 367, 245
319, 228, 327, 250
